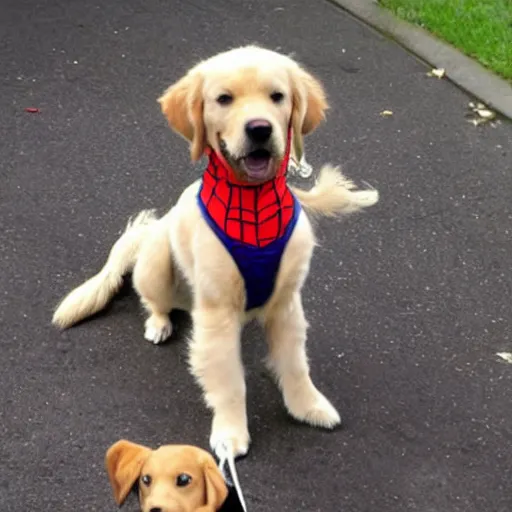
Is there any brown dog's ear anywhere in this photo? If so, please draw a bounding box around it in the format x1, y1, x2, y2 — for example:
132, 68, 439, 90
105, 440, 152, 506
158, 71, 206, 162
291, 66, 328, 162
202, 455, 228, 511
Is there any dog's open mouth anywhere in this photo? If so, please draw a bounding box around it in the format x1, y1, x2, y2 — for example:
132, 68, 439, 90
241, 149, 273, 181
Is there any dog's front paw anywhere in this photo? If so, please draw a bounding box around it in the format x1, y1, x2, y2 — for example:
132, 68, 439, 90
210, 415, 250, 459
286, 388, 341, 429
144, 315, 173, 344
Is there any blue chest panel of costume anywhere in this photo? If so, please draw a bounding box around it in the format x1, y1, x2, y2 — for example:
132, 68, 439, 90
197, 191, 301, 311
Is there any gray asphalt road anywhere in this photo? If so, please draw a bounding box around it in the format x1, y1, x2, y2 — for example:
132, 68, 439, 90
1, 0, 511, 511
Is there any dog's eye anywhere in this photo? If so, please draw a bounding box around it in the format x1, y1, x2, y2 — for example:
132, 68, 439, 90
141, 474, 152, 487
270, 91, 284, 103
176, 473, 192, 487
216, 94, 233, 106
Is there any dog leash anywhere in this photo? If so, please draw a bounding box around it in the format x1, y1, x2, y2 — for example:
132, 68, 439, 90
215, 441, 247, 512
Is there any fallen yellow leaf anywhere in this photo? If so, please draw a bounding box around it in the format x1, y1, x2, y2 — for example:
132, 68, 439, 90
380, 110, 393, 117
427, 68, 445, 78
467, 101, 497, 126
497, 352, 512, 364
476, 108, 496, 120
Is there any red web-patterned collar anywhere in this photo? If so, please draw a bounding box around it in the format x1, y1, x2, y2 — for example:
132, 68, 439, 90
199, 129, 296, 248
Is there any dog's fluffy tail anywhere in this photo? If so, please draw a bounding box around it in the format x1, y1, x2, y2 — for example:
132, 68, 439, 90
52, 209, 158, 329
291, 164, 379, 217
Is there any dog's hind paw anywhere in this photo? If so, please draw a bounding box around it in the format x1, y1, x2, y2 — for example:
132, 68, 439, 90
289, 156, 314, 179
144, 315, 173, 344
300, 399, 341, 429
286, 389, 341, 429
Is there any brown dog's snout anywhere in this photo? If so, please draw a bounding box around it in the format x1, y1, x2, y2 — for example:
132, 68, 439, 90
245, 119, 272, 144
149, 508, 162, 512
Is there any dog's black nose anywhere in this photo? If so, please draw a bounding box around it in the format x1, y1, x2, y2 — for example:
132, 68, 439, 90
245, 119, 272, 144
149, 508, 162, 512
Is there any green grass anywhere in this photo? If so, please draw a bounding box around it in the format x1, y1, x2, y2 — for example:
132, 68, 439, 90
379, 0, 512, 80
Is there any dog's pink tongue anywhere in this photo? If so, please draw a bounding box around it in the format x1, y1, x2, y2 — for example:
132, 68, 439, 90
245, 156, 268, 171
244, 155, 269, 175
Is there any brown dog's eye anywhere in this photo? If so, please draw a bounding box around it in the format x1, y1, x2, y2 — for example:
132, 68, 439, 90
217, 94, 233, 106
141, 474, 152, 487
270, 91, 284, 103
176, 473, 192, 487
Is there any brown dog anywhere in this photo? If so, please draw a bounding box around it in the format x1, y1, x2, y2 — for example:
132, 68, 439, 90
106, 440, 228, 511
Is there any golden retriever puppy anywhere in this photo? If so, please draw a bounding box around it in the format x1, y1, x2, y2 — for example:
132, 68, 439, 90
105, 440, 227, 511
53, 46, 379, 457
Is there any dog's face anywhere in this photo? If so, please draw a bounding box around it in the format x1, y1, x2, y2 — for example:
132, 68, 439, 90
106, 440, 228, 512
159, 46, 328, 183
201, 61, 293, 182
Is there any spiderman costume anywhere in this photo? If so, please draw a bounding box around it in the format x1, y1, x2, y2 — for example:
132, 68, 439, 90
197, 131, 301, 311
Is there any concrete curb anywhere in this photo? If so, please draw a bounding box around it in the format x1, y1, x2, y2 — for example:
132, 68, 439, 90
328, 0, 512, 120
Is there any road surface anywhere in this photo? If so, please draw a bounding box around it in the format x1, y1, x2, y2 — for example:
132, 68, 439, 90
1, 0, 511, 510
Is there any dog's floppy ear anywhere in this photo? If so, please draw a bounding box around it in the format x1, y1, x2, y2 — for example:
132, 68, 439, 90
201, 454, 228, 510
105, 440, 152, 506
290, 66, 328, 162
158, 71, 206, 161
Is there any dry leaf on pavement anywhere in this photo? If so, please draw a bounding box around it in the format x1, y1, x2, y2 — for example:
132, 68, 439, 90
427, 68, 445, 78
496, 352, 512, 364
467, 101, 497, 126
